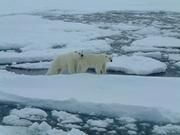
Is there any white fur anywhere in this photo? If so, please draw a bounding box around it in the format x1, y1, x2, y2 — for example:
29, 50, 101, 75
46, 52, 81, 75
77, 53, 112, 74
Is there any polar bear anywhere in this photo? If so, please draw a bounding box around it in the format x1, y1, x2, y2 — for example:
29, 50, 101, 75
77, 53, 112, 74
46, 51, 83, 75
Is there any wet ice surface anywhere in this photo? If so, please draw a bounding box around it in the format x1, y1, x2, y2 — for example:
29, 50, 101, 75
1, 10, 180, 76
0, 101, 180, 135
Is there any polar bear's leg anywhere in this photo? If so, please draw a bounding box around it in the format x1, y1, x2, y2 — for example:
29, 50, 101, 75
95, 64, 103, 74
77, 62, 87, 73
102, 63, 107, 74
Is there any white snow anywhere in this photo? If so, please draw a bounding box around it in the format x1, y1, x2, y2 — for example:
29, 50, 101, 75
90, 127, 107, 132
135, 26, 160, 36
124, 123, 137, 131
0, 125, 28, 135
122, 46, 180, 53
67, 128, 87, 135
52, 110, 82, 124
118, 117, 136, 124
131, 36, 180, 48
152, 124, 180, 135
2, 115, 32, 126
28, 122, 86, 135
63, 124, 81, 129
168, 54, 180, 61
133, 52, 163, 60
127, 130, 137, 135
10, 108, 48, 121
0, 15, 112, 64
87, 119, 113, 128
107, 55, 167, 75
0, 71, 180, 122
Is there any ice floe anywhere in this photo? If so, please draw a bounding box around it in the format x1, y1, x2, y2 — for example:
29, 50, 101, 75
52, 110, 82, 124
10, 108, 48, 121
107, 55, 167, 75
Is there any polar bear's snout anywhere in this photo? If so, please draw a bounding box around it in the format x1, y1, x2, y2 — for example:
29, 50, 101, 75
106, 55, 113, 62
109, 57, 113, 62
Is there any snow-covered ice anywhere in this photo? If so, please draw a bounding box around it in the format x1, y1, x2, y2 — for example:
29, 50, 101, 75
10, 108, 48, 121
0, 125, 28, 135
122, 46, 180, 53
127, 130, 137, 135
118, 117, 136, 124
0, 14, 112, 64
107, 55, 167, 75
90, 127, 107, 132
135, 26, 160, 36
2, 115, 32, 126
52, 110, 82, 124
168, 54, 180, 61
0, 0, 180, 134
124, 123, 137, 131
28, 122, 87, 135
152, 124, 180, 135
86, 119, 113, 128
133, 52, 163, 60
131, 36, 180, 48
0, 71, 180, 123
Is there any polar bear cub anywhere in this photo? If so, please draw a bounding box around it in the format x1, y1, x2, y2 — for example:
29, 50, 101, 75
46, 51, 83, 75
77, 52, 112, 74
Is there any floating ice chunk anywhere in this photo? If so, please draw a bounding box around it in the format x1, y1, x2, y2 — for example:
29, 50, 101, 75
28, 122, 69, 135
47, 128, 67, 135
133, 52, 163, 60
67, 128, 87, 135
0, 125, 29, 135
168, 54, 180, 61
11, 108, 48, 121
52, 110, 82, 124
122, 46, 180, 53
107, 130, 117, 134
87, 118, 113, 128
2, 115, 32, 126
28, 122, 51, 135
107, 55, 167, 75
118, 117, 136, 124
131, 36, 180, 48
152, 124, 180, 135
135, 26, 160, 35
128, 130, 137, 135
63, 124, 82, 129
90, 127, 107, 132
124, 123, 137, 131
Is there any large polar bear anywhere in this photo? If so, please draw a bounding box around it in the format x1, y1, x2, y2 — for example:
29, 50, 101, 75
77, 52, 112, 74
46, 51, 83, 75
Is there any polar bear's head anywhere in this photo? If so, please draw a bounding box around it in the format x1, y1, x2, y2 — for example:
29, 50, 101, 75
74, 50, 84, 58
105, 55, 113, 62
